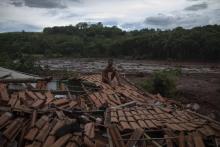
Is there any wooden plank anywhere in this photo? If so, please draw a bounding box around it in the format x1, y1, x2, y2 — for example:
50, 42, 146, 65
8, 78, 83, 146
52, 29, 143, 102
193, 132, 205, 147
108, 125, 126, 147
186, 134, 195, 147
126, 128, 144, 147
178, 132, 185, 147
164, 134, 173, 147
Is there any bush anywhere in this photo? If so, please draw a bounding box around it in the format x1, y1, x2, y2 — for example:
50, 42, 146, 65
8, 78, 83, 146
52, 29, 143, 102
141, 68, 181, 97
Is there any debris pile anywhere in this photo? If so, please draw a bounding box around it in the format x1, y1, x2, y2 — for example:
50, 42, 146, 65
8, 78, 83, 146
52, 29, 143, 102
0, 74, 219, 147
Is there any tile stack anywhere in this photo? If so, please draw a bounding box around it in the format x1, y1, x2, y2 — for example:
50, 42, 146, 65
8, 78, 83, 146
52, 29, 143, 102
0, 74, 219, 147
106, 105, 220, 146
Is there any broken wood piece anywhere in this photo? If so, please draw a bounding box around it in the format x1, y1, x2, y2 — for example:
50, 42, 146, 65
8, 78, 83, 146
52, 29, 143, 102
126, 128, 144, 147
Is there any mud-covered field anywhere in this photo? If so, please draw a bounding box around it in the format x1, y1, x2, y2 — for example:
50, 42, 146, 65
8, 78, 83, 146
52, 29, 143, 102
39, 58, 220, 120
39, 58, 220, 74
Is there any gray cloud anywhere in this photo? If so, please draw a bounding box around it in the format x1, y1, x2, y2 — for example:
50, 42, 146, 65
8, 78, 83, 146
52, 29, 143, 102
144, 14, 178, 26
11, 1, 23, 7
185, 2, 208, 11
10, 0, 67, 8
143, 13, 213, 29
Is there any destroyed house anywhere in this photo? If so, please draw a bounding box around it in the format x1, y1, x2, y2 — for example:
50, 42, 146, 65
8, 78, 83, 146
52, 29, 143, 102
0, 72, 220, 147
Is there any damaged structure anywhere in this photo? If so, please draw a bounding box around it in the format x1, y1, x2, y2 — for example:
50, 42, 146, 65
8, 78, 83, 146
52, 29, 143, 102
0, 71, 220, 147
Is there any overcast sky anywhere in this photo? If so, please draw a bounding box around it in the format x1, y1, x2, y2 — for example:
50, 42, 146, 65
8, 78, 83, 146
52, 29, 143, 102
0, 0, 220, 32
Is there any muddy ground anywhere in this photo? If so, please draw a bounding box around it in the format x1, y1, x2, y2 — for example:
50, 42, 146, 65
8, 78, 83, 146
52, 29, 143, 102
128, 73, 220, 121
39, 58, 220, 120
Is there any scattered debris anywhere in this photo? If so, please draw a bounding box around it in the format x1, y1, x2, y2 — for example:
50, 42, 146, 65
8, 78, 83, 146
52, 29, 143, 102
0, 72, 219, 147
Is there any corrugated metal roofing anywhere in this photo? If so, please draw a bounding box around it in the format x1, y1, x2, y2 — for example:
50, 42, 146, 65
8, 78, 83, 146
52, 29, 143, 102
0, 67, 41, 79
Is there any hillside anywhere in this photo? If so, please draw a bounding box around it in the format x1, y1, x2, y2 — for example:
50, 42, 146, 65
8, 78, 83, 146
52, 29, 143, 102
0, 23, 220, 61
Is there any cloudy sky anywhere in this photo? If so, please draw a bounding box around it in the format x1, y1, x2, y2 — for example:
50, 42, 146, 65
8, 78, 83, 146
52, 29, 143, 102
0, 0, 220, 32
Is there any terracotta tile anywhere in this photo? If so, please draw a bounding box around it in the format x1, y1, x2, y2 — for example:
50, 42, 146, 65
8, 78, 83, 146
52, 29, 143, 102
124, 111, 132, 117
120, 121, 131, 130
35, 92, 46, 100
27, 141, 42, 147
24, 127, 39, 141
50, 120, 65, 135
142, 110, 150, 115
55, 111, 66, 120
26, 91, 38, 100
127, 116, 135, 122
68, 101, 78, 108
45, 91, 54, 104
178, 123, 194, 131
144, 120, 157, 129
19, 91, 26, 99
108, 94, 121, 105
42, 135, 56, 147
138, 120, 147, 128
165, 123, 185, 131
111, 111, 117, 117
3, 118, 23, 139
111, 117, 119, 123
94, 92, 106, 104
131, 111, 137, 115
0, 112, 13, 127
117, 110, 124, 116
0, 84, 9, 101
35, 115, 49, 129
118, 116, 127, 122
31, 99, 45, 108
146, 114, 155, 120
53, 99, 69, 106
84, 122, 95, 139
52, 133, 72, 147
8, 93, 18, 107
89, 94, 102, 108
151, 120, 163, 127
36, 122, 51, 142
129, 121, 140, 129
31, 110, 37, 127
159, 113, 168, 119
185, 122, 199, 128
134, 115, 142, 120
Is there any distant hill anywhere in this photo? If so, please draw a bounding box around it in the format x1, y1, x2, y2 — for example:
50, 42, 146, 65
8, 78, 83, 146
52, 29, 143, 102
0, 23, 220, 61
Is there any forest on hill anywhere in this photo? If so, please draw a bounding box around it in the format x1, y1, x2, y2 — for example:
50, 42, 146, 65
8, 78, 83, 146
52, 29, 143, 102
0, 22, 220, 61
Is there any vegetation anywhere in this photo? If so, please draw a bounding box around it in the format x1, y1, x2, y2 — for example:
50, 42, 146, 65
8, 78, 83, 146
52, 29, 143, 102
141, 69, 181, 97
0, 53, 42, 74
0, 23, 219, 61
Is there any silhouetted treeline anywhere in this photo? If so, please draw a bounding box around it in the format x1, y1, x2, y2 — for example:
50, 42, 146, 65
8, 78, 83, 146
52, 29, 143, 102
0, 22, 220, 61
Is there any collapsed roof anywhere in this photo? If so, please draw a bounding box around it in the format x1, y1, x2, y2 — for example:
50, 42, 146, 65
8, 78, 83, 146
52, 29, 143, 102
0, 73, 219, 147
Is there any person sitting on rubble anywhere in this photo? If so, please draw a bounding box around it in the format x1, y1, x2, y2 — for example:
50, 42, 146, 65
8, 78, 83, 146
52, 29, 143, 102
102, 59, 121, 86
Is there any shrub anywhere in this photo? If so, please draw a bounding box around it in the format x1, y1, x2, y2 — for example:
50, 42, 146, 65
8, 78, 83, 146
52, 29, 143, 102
141, 68, 181, 97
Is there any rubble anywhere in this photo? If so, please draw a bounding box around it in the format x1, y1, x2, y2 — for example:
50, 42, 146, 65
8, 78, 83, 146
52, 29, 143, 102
0, 73, 219, 147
